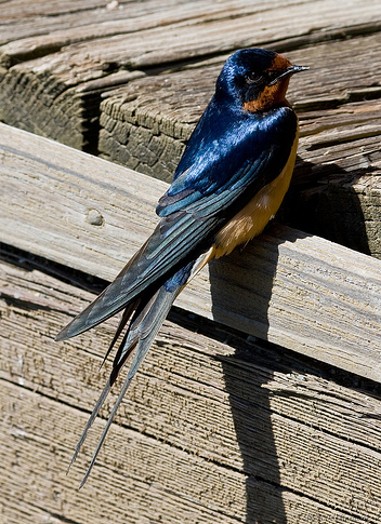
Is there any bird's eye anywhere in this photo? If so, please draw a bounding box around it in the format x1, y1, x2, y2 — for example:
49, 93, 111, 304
245, 71, 263, 85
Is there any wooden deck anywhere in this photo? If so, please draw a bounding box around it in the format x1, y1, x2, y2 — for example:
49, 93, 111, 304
1, 1, 381, 523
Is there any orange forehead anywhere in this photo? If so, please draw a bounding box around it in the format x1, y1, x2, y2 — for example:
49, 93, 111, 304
271, 53, 292, 70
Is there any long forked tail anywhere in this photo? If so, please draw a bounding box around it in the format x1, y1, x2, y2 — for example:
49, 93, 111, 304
70, 284, 181, 488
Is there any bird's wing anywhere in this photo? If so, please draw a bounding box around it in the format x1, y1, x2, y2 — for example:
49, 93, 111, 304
56, 106, 297, 340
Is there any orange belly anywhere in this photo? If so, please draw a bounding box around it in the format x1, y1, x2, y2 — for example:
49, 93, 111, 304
212, 130, 299, 259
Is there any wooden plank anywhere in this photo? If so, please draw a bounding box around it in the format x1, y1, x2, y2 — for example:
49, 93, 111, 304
0, 0, 305, 50
1, 123, 381, 381
99, 33, 381, 254
99, 32, 381, 172
2, 0, 378, 66
285, 100, 381, 256
1, 259, 380, 523
0, 0, 379, 149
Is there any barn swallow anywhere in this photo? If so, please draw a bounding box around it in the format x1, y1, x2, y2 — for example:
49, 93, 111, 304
56, 48, 308, 486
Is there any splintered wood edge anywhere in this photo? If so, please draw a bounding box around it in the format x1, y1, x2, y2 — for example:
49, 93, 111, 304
1, 122, 381, 381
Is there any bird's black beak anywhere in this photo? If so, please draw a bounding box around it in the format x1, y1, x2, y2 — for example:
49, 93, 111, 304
268, 65, 309, 85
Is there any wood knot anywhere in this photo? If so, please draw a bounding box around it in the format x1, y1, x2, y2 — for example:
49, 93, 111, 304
86, 208, 105, 227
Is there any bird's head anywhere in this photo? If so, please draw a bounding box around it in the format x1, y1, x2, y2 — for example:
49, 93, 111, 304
216, 48, 308, 112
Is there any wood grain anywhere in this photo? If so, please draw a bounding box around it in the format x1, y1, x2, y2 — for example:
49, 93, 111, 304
1, 3, 381, 523
0, 0, 379, 149
99, 32, 381, 177
1, 123, 381, 381
1, 260, 380, 523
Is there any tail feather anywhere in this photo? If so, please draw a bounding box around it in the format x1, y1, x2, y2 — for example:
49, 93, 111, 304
68, 378, 112, 473
99, 301, 137, 369
74, 285, 180, 487
68, 301, 140, 473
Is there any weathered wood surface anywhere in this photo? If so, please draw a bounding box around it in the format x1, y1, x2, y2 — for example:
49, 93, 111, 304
99, 32, 381, 255
99, 32, 381, 175
1, 123, 381, 383
1, 259, 381, 523
1, 5, 381, 521
0, 0, 379, 150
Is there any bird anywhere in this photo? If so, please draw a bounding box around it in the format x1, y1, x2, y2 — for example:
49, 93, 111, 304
56, 47, 308, 486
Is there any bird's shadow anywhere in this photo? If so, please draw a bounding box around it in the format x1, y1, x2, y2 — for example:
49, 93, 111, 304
205, 157, 371, 522
207, 228, 292, 523
281, 156, 373, 255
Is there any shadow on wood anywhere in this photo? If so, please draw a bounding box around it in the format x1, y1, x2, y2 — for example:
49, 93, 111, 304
221, 350, 287, 522
207, 159, 370, 521
285, 157, 374, 256
209, 227, 286, 521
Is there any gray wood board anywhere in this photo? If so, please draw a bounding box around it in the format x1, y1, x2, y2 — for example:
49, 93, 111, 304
1, 260, 381, 523
1, 123, 381, 381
